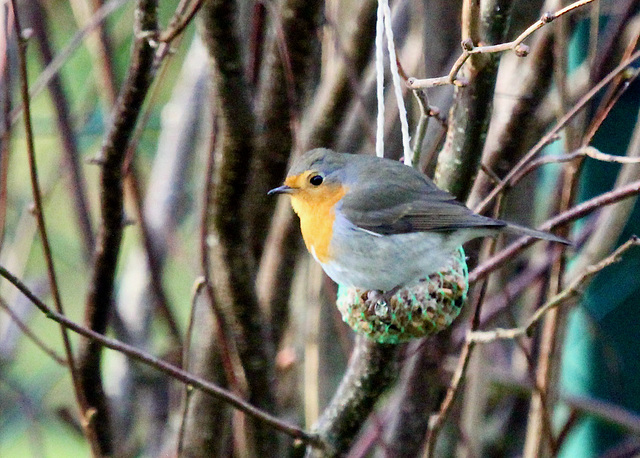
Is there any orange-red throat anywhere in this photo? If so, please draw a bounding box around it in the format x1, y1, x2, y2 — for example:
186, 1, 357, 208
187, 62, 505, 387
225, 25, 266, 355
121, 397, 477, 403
284, 172, 347, 263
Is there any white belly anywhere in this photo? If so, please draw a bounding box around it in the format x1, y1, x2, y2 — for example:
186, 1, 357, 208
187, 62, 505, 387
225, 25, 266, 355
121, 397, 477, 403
319, 214, 466, 291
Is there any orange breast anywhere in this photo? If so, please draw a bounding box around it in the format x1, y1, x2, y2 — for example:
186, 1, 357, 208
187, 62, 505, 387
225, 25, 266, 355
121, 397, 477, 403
290, 185, 347, 263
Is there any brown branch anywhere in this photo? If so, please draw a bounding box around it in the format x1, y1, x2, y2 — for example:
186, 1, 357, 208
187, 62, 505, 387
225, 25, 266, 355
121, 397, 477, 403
176, 278, 204, 456
68, 0, 119, 107
199, 121, 242, 393
510, 144, 640, 186
247, 0, 323, 262
27, 0, 95, 261
9, 0, 130, 125
0, 25, 11, 253
434, 0, 516, 200
467, 28, 555, 210
423, 338, 474, 458
0, 296, 67, 366
468, 237, 640, 343
470, 178, 640, 283
564, 394, 640, 436
0, 263, 324, 450
571, 103, 640, 277
125, 165, 182, 345
10, 2, 103, 455
407, 0, 595, 89
298, 0, 379, 149
199, 0, 279, 453
474, 48, 640, 214
158, 0, 204, 44
78, 0, 158, 453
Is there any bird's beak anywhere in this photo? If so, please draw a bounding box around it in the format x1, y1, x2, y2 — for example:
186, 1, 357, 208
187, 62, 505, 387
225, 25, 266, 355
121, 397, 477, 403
267, 185, 294, 196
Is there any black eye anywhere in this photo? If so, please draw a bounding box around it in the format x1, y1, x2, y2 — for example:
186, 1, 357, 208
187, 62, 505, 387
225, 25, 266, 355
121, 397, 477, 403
309, 175, 323, 186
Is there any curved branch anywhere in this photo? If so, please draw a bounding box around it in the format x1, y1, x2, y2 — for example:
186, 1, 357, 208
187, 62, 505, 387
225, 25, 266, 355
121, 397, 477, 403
199, 0, 279, 453
247, 0, 323, 261
308, 337, 399, 456
78, 0, 157, 453
434, 0, 516, 200
470, 178, 640, 283
0, 264, 324, 450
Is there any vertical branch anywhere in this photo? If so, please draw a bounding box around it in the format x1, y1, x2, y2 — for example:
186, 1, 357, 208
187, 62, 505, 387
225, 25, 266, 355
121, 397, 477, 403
246, 0, 323, 262
0, 6, 11, 253
27, 0, 95, 261
178, 285, 234, 457
524, 3, 584, 454
467, 29, 555, 209
435, 0, 516, 199
78, 0, 157, 453
68, 0, 119, 107
10, 0, 102, 454
199, 0, 279, 453
299, 0, 379, 149
309, 337, 399, 456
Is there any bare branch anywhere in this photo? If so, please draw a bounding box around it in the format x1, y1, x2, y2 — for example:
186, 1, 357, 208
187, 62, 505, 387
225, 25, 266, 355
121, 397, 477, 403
10, 1, 102, 454
471, 177, 640, 283
474, 49, 640, 215
0, 296, 67, 366
511, 145, 640, 185
78, 0, 158, 452
0, 263, 325, 450
468, 237, 640, 344
9, 0, 130, 125
407, 0, 595, 89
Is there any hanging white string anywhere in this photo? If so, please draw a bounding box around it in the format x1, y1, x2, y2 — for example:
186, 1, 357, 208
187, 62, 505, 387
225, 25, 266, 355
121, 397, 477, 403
381, 0, 412, 165
375, 0, 412, 165
375, 0, 385, 158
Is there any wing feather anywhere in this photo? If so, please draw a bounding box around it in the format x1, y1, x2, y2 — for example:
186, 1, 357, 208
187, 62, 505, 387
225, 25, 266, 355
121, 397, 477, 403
339, 169, 504, 235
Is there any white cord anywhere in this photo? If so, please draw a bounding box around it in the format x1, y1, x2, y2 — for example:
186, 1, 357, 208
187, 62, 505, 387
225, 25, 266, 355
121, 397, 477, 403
381, 0, 412, 166
375, 0, 385, 158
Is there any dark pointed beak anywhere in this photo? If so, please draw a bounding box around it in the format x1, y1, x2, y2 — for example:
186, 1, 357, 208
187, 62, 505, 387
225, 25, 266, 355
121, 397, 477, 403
267, 185, 294, 196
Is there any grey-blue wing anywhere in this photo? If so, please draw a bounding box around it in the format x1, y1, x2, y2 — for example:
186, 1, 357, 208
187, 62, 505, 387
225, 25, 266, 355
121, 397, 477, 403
339, 177, 504, 235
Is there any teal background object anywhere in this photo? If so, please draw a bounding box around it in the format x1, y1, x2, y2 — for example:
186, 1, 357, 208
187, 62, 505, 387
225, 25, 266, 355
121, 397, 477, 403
559, 8, 640, 456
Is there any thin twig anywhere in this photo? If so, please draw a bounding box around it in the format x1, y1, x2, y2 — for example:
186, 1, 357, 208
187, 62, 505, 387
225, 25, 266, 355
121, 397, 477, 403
410, 89, 430, 168
0, 296, 67, 366
10, 3, 102, 455
27, 0, 96, 260
0, 264, 325, 450
408, 0, 595, 89
0, 23, 11, 253
9, 0, 131, 125
176, 277, 205, 456
422, 341, 472, 458
158, 0, 204, 44
583, 32, 640, 146
470, 178, 640, 283
468, 237, 640, 344
511, 144, 640, 185
474, 49, 640, 215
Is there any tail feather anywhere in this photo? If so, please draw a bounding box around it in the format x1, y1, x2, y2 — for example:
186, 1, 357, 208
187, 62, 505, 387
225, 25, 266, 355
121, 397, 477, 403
504, 222, 571, 245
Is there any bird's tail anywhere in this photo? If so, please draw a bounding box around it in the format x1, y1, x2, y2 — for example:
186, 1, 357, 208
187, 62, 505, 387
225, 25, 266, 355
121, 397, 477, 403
504, 222, 571, 245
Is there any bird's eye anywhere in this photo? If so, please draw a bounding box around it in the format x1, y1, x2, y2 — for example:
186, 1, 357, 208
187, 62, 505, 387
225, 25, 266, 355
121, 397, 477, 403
309, 175, 323, 186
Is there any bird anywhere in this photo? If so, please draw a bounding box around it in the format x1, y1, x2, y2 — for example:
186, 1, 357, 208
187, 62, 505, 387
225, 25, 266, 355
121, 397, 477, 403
268, 148, 568, 294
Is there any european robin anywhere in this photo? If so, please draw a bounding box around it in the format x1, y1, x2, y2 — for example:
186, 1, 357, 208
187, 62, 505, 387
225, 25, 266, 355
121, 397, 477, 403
269, 148, 568, 293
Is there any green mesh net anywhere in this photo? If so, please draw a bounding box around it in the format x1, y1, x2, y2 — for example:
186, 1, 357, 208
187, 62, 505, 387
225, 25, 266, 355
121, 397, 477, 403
336, 246, 469, 344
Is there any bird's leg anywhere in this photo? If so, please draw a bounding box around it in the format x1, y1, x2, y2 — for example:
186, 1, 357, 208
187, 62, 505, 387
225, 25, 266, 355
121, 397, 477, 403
367, 285, 402, 311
